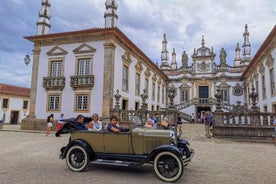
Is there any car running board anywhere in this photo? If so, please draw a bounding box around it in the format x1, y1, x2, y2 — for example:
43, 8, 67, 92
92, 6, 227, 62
91, 159, 141, 167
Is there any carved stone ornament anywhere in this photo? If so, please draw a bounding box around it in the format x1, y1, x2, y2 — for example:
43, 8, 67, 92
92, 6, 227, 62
197, 61, 210, 72
135, 60, 143, 73
258, 62, 265, 74
265, 54, 274, 68
122, 51, 132, 66
232, 83, 243, 96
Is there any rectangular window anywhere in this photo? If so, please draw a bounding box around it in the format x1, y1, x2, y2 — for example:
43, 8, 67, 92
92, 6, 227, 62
152, 82, 155, 101
51, 61, 62, 77
273, 104, 276, 113
262, 75, 266, 99
135, 73, 140, 95
162, 88, 165, 103
78, 58, 91, 75
122, 65, 129, 91
2, 98, 8, 108
256, 80, 259, 101
145, 79, 149, 94
23, 100, 28, 109
157, 85, 160, 103
221, 90, 228, 102
76, 94, 88, 110
48, 95, 60, 110
122, 99, 128, 110
135, 102, 139, 110
256, 80, 258, 93
270, 68, 275, 96
181, 90, 189, 102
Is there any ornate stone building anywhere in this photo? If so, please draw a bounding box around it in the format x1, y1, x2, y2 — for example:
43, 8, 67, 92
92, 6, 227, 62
160, 25, 252, 119
22, 0, 275, 129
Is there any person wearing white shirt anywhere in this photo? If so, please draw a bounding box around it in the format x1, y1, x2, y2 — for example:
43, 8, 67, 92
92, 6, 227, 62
88, 113, 102, 132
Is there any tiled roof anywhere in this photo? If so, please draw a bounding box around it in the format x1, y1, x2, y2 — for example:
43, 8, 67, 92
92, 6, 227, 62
0, 83, 30, 97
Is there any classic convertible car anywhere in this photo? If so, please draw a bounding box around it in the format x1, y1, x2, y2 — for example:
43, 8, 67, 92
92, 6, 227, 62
57, 118, 194, 182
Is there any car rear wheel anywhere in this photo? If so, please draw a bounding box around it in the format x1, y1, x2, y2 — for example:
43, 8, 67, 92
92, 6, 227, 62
153, 151, 183, 182
66, 145, 89, 172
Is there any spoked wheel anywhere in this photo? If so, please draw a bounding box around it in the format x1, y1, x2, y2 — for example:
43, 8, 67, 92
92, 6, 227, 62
153, 151, 183, 182
66, 145, 89, 172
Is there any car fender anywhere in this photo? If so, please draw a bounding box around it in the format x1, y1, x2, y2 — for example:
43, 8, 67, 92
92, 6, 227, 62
177, 138, 192, 158
60, 139, 94, 160
145, 144, 182, 162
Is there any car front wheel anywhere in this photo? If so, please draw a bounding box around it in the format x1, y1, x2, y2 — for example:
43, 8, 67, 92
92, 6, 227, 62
66, 145, 89, 172
153, 151, 183, 182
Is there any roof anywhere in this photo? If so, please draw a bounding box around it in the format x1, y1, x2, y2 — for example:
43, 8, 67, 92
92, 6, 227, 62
241, 25, 276, 78
0, 83, 31, 97
24, 27, 169, 80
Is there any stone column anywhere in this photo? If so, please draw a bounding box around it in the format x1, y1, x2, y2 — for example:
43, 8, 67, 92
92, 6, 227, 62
102, 41, 116, 119
21, 43, 41, 130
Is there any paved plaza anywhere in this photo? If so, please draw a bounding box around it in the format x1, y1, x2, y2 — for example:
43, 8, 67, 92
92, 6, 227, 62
0, 124, 275, 184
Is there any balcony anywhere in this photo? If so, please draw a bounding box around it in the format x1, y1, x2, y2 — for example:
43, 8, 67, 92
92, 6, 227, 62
43, 76, 65, 91
70, 75, 94, 90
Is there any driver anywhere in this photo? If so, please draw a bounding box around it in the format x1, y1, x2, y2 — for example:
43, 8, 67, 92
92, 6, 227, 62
107, 115, 128, 133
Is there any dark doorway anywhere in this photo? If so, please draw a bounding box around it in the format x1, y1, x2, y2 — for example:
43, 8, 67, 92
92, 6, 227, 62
10, 111, 19, 124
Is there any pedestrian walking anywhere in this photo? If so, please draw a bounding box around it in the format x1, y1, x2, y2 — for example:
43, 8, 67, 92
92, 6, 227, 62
191, 113, 195, 124
56, 113, 64, 132
177, 113, 183, 134
204, 111, 213, 138
46, 114, 54, 137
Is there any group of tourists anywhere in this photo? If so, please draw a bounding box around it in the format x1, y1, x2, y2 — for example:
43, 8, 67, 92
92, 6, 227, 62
46, 113, 129, 136
46, 110, 215, 138
144, 113, 171, 130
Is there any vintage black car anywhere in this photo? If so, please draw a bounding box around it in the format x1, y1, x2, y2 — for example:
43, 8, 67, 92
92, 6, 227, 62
57, 118, 194, 182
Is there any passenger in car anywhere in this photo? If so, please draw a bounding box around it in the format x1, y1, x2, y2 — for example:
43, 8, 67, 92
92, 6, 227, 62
74, 114, 88, 130
107, 115, 128, 133
88, 113, 102, 132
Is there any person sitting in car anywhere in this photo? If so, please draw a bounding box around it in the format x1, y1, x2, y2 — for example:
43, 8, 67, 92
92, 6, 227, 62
88, 113, 102, 132
107, 115, 128, 133
74, 114, 88, 130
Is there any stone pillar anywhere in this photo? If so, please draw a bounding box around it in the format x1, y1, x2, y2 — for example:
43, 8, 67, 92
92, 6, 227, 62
214, 89, 223, 112
140, 89, 148, 125
112, 89, 122, 120
249, 85, 260, 125
102, 41, 116, 120
21, 43, 41, 130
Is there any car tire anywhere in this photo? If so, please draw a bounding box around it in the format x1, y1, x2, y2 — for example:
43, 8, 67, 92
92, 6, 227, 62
66, 145, 89, 172
153, 151, 183, 182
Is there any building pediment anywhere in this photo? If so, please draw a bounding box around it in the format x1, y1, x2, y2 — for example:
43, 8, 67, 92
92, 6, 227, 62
73, 43, 96, 54
46, 46, 68, 56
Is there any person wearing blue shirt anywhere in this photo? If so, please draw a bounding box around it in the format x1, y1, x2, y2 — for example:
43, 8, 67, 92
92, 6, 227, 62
74, 114, 87, 130
205, 111, 213, 138
107, 115, 128, 133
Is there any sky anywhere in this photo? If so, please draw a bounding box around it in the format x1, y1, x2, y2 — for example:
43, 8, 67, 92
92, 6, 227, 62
0, 0, 275, 88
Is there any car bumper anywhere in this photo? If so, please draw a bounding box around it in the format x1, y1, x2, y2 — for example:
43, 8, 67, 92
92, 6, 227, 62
183, 148, 194, 167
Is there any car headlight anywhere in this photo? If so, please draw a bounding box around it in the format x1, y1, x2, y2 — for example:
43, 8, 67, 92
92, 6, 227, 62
170, 130, 176, 144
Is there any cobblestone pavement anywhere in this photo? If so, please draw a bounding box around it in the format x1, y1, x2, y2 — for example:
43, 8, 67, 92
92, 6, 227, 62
0, 124, 275, 184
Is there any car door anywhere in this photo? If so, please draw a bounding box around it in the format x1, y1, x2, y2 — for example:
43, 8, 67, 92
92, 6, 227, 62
103, 132, 131, 154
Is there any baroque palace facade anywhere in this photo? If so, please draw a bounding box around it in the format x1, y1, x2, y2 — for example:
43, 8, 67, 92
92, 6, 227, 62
22, 0, 276, 128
